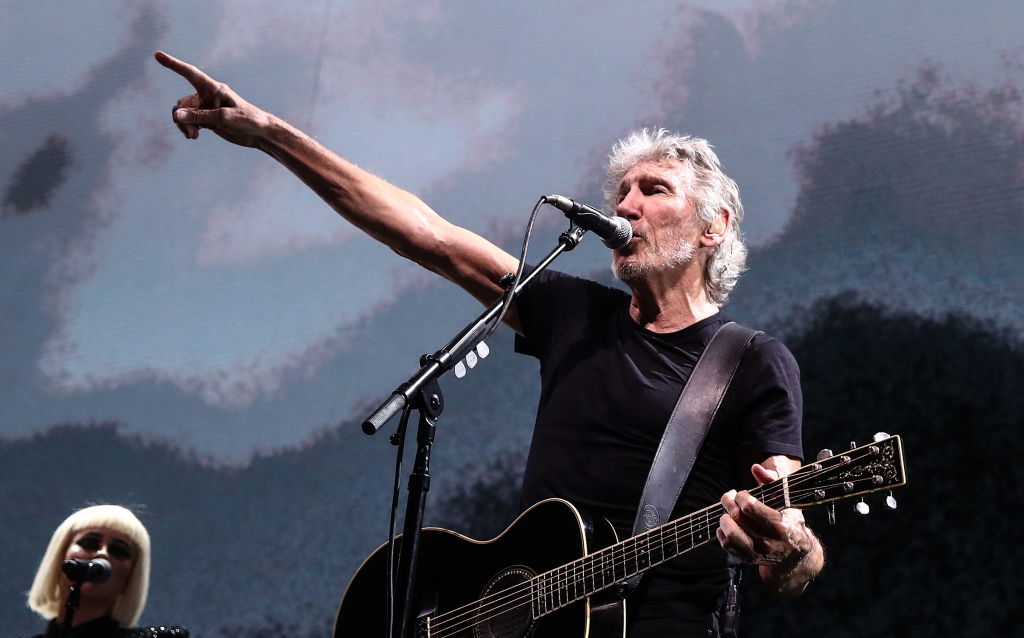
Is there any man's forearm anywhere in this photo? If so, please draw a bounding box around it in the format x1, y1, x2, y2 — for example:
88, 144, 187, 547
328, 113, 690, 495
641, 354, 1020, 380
253, 114, 518, 308
257, 116, 436, 254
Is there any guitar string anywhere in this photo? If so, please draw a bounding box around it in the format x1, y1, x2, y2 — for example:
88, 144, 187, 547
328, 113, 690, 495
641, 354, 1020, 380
426, 445, 894, 637
427, 472, 879, 638
426, 491, 785, 638
426, 448, 891, 638
428, 482, 859, 638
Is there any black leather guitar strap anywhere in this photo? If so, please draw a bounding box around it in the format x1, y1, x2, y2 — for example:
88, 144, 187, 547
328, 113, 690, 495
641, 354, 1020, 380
621, 321, 759, 597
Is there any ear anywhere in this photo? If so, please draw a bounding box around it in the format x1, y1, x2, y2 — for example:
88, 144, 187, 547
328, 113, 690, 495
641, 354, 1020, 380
700, 208, 731, 248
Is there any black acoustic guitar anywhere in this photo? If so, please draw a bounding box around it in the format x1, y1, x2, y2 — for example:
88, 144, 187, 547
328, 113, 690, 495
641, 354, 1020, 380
335, 435, 907, 637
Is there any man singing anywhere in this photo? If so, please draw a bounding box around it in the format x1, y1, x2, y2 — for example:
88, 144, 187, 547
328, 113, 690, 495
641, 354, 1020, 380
156, 50, 823, 637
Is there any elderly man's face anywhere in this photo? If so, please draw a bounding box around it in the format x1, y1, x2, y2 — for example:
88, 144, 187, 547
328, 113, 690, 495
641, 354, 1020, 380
611, 159, 702, 282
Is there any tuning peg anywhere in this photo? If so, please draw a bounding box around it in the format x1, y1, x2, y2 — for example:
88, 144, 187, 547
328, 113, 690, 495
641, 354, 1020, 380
873, 431, 890, 442
476, 342, 490, 358
466, 350, 479, 368
827, 502, 836, 525
885, 491, 898, 510
855, 498, 870, 516
816, 448, 833, 461
454, 361, 467, 378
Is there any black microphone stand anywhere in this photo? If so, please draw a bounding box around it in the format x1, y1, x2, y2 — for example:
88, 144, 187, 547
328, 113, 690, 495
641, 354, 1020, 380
362, 224, 588, 638
62, 580, 84, 637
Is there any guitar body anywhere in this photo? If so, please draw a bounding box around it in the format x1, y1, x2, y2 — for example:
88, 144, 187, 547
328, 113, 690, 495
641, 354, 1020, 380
334, 498, 625, 638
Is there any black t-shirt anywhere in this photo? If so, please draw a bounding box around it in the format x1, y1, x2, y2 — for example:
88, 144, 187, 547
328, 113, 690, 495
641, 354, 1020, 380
514, 269, 803, 636
30, 618, 188, 638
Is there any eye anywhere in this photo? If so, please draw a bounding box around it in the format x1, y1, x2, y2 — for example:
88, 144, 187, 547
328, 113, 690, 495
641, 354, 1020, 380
109, 541, 134, 561
75, 536, 101, 551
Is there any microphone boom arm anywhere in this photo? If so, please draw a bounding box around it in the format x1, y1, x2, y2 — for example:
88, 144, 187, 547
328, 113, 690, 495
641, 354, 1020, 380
360, 224, 586, 434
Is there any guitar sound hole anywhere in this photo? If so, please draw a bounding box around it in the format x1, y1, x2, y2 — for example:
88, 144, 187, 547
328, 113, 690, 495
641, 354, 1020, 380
473, 566, 536, 638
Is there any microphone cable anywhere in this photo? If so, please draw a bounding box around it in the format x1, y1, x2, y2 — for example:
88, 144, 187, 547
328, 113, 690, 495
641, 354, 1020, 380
478, 196, 545, 344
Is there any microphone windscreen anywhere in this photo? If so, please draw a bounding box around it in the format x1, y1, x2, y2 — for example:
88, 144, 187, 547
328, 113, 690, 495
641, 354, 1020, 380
89, 558, 112, 582
61, 557, 112, 583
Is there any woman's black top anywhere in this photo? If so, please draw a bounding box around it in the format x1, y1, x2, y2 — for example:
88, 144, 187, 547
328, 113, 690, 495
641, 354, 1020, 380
31, 617, 188, 638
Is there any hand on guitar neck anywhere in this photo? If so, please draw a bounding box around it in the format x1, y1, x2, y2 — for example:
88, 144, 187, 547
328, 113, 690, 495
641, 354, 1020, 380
718, 458, 825, 597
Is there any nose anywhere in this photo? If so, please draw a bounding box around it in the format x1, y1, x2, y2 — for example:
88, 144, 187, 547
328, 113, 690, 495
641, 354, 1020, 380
615, 185, 642, 220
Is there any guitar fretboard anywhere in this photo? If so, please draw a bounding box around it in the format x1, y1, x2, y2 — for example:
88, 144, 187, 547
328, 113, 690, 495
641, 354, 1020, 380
532, 495, 752, 617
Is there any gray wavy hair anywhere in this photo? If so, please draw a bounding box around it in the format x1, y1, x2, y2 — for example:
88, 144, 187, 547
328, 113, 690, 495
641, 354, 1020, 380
604, 128, 747, 305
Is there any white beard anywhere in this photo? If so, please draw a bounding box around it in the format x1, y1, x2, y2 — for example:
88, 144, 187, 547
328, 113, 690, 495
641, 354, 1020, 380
612, 224, 698, 283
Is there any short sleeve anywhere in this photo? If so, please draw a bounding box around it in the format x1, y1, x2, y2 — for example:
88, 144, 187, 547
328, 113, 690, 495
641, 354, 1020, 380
513, 269, 622, 360
728, 336, 805, 461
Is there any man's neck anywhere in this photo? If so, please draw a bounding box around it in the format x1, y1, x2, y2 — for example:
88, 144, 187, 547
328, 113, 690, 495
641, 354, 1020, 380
626, 264, 719, 333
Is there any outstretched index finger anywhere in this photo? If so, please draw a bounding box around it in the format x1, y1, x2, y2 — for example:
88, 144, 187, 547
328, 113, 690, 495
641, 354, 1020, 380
154, 51, 218, 93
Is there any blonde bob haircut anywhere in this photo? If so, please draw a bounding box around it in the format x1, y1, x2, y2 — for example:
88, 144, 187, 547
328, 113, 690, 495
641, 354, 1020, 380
28, 505, 151, 627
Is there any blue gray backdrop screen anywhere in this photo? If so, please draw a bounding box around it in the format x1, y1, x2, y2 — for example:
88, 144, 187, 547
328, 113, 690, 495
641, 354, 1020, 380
2, 1, 1021, 635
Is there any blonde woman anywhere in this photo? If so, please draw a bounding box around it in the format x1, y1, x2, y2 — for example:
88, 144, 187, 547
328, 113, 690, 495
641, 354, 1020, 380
27, 505, 187, 638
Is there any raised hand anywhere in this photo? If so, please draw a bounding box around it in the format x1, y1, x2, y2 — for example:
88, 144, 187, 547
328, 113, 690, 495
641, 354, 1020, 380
154, 50, 271, 148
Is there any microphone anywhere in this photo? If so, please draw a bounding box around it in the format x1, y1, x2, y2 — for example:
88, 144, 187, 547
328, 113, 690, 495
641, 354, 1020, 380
62, 558, 112, 583
544, 194, 633, 249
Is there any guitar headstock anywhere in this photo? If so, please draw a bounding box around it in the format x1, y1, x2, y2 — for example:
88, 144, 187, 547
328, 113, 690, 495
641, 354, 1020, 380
783, 434, 907, 509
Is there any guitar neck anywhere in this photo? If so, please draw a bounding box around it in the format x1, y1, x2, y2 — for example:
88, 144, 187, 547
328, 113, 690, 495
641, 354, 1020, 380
532, 435, 906, 617
532, 499, 727, 616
